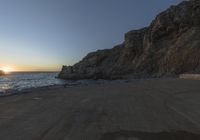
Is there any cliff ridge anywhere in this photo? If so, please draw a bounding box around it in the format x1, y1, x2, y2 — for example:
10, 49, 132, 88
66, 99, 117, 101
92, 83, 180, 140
59, 0, 200, 80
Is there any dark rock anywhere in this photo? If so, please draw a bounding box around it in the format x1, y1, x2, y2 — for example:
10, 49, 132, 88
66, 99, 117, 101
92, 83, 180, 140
59, 0, 200, 80
0, 70, 5, 76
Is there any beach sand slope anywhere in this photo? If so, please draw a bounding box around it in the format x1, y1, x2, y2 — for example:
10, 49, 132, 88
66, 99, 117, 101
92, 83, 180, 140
0, 79, 200, 140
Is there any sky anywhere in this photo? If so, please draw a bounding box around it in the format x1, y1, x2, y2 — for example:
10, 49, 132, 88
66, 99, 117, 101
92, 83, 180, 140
0, 0, 183, 72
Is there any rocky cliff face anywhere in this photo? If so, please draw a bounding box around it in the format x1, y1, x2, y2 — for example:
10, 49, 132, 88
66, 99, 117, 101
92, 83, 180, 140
0, 70, 5, 76
59, 0, 200, 80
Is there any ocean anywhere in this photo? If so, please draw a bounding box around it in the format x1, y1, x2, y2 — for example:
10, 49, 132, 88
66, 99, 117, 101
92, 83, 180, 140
0, 72, 65, 94
0, 72, 139, 96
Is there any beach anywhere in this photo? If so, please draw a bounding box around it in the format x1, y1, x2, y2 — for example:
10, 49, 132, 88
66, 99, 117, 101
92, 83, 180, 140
0, 78, 200, 140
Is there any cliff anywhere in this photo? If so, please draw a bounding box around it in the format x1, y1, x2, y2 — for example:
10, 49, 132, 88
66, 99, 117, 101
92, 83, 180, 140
59, 0, 200, 80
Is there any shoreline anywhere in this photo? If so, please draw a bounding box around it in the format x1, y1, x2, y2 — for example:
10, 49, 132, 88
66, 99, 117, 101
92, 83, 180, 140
0, 77, 177, 97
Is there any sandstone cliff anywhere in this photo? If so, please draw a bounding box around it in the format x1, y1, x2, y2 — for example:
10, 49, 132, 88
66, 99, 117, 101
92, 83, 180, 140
59, 0, 200, 80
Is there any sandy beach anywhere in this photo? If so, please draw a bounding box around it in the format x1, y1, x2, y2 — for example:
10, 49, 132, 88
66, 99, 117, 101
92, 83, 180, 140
0, 78, 200, 140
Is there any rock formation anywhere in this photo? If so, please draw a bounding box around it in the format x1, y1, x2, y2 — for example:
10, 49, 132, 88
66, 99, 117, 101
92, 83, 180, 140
0, 70, 5, 76
59, 0, 200, 80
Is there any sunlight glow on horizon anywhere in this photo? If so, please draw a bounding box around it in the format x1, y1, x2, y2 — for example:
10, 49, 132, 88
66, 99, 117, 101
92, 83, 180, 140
0, 64, 60, 72
0, 37, 70, 72
0, 66, 15, 73
0, 0, 183, 72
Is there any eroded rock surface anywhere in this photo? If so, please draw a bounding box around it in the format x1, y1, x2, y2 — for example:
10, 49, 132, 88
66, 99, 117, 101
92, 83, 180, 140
0, 70, 5, 76
59, 0, 200, 80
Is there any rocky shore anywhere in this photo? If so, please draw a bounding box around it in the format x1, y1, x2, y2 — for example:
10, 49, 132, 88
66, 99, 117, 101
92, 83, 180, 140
59, 0, 200, 80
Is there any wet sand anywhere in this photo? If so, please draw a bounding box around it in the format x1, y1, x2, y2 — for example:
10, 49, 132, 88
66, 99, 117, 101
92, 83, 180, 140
0, 79, 200, 140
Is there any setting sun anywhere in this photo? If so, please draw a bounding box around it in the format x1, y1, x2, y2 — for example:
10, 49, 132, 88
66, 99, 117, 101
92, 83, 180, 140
1, 66, 14, 73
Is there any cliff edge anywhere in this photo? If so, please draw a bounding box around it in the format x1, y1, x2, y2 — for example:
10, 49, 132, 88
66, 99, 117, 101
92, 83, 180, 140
59, 0, 200, 80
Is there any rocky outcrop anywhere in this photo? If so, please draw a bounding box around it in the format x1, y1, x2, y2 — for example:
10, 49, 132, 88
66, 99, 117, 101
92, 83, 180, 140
59, 0, 200, 80
0, 70, 5, 76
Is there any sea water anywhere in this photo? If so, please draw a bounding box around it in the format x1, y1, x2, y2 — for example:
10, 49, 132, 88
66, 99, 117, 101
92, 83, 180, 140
0, 72, 138, 95
0, 72, 65, 94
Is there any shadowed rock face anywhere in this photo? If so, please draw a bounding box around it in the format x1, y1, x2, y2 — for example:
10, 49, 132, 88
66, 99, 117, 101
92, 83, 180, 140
0, 70, 5, 76
59, 0, 200, 80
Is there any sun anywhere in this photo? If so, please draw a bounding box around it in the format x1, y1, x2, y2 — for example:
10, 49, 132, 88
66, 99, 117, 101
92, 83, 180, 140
1, 66, 14, 73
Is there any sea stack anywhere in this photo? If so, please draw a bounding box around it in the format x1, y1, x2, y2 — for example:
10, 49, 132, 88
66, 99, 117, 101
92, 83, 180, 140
59, 0, 200, 80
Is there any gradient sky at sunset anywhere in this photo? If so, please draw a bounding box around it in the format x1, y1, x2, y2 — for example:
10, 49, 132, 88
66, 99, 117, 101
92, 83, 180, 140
0, 0, 182, 71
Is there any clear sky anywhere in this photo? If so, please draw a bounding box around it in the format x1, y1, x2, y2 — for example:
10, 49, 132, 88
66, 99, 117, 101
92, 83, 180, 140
0, 0, 183, 71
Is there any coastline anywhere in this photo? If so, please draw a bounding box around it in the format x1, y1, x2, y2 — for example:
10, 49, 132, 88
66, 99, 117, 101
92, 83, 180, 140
0, 84, 63, 97
0, 78, 199, 140
0, 77, 176, 97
